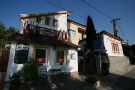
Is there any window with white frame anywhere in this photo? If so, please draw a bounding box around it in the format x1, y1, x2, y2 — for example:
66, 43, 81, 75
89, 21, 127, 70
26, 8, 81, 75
36, 17, 42, 24
45, 16, 50, 25
53, 19, 58, 27
69, 29, 76, 37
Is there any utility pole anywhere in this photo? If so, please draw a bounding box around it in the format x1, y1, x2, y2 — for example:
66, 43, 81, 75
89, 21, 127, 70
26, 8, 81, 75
111, 18, 121, 36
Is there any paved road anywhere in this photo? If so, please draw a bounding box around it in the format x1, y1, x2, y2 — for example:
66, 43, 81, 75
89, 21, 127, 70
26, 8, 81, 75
101, 68, 135, 90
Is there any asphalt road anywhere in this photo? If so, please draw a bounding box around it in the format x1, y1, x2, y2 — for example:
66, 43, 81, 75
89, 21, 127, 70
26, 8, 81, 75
101, 68, 135, 90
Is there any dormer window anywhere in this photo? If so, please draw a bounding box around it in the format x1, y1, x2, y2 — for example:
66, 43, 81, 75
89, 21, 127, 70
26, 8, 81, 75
53, 19, 58, 27
45, 16, 50, 25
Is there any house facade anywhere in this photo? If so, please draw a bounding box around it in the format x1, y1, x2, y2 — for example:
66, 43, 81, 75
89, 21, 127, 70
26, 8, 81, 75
100, 31, 124, 56
97, 31, 129, 73
6, 11, 79, 80
67, 19, 86, 45
79, 30, 129, 74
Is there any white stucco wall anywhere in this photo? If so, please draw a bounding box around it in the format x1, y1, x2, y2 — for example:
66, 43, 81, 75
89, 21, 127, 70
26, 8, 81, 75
103, 34, 124, 56
66, 49, 78, 72
68, 22, 86, 45
6, 43, 78, 80
32, 46, 78, 73
5, 43, 23, 81
20, 14, 68, 34
49, 48, 78, 73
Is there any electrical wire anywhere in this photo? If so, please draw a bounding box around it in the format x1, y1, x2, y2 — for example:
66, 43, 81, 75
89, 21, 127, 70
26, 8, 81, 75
117, 22, 128, 40
102, 22, 111, 31
43, 0, 87, 19
81, 0, 113, 19
42, 0, 115, 33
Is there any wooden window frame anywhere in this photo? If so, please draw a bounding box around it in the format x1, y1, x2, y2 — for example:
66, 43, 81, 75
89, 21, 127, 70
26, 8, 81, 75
111, 43, 120, 53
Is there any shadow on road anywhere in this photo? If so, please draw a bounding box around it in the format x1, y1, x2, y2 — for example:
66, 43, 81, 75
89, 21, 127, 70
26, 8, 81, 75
101, 71, 135, 90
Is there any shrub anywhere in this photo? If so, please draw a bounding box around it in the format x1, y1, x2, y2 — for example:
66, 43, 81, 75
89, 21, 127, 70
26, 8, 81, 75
21, 59, 38, 81
85, 75, 100, 84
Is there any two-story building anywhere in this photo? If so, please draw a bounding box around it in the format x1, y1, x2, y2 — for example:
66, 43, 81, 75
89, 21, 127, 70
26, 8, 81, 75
67, 19, 86, 45
6, 11, 80, 80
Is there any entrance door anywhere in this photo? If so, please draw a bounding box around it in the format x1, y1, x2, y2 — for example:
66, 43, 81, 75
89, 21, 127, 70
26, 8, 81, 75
35, 48, 48, 76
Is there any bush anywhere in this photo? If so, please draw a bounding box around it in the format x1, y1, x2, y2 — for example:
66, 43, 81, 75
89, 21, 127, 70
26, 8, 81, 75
85, 75, 100, 84
21, 59, 38, 81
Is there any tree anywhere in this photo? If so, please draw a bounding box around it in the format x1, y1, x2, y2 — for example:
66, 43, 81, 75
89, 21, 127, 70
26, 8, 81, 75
84, 16, 97, 74
86, 16, 96, 50
0, 23, 16, 50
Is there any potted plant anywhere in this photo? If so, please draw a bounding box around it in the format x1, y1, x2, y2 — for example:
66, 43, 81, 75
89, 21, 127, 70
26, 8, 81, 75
21, 59, 38, 89
9, 72, 21, 90
85, 75, 100, 89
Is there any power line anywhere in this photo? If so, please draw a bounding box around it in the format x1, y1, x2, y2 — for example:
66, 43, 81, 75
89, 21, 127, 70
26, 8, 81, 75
42, 0, 113, 32
43, 0, 87, 19
102, 22, 111, 31
117, 22, 128, 40
81, 0, 113, 19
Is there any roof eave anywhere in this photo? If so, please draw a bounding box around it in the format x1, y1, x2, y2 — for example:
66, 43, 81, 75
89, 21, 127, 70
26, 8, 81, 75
20, 11, 71, 19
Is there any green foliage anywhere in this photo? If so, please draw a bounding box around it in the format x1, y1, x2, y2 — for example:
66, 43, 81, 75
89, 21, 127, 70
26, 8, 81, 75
0, 22, 5, 31
86, 16, 96, 50
9, 71, 21, 81
21, 59, 38, 81
0, 23, 16, 51
85, 75, 100, 84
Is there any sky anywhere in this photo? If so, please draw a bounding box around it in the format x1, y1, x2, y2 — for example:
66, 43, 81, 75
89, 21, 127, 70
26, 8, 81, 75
0, 0, 135, 45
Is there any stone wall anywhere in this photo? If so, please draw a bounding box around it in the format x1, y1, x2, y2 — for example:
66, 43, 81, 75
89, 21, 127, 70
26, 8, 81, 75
109, 56, 130, 74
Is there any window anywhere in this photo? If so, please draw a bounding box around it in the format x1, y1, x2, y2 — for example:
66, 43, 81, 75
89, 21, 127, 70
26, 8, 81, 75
56, 50, 65, 65
14, 44, 29, 64
53, 19, 58, 27
69, 29, 76, 37
111, 43, 119, 53
35, 49, 46, 63
45, 17, 50, 25
14, 50, 28, 64
36, 17, 41, 23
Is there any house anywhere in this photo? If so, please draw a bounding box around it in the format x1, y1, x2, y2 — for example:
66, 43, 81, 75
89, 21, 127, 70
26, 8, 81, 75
99, 31, 129, 73
67, 19, 86, 45
99, 31, 124, 56
79, 31, 130, 74
5, 11, 79, 80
